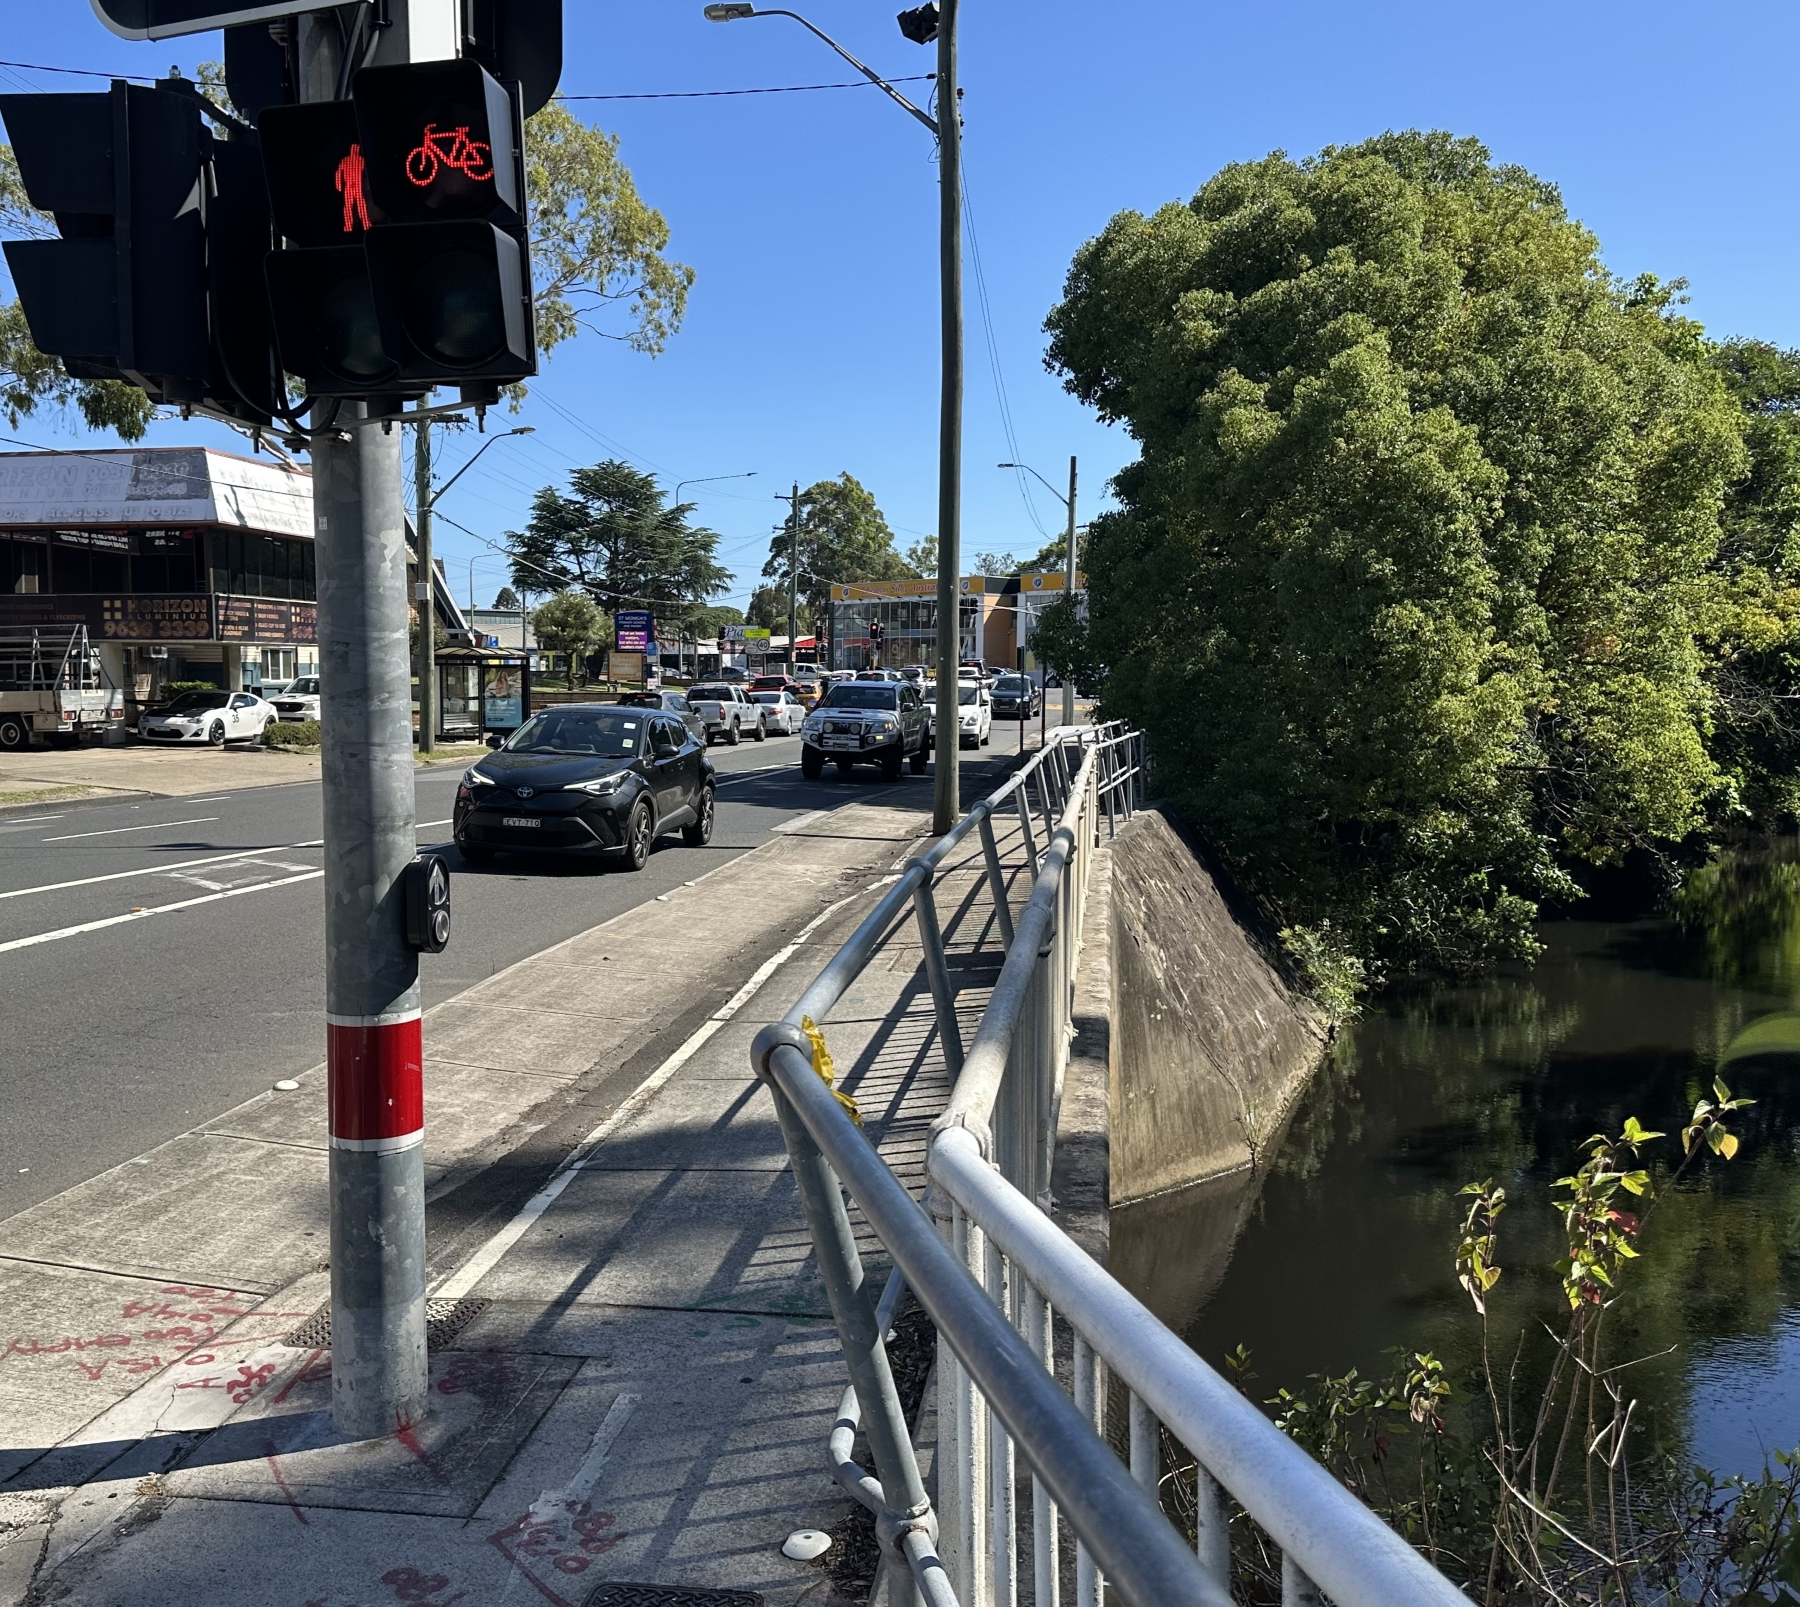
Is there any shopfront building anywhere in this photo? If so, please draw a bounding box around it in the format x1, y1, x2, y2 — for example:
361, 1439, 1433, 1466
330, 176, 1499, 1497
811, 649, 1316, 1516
0, 446, 317, 713
826, 571, 1086, 674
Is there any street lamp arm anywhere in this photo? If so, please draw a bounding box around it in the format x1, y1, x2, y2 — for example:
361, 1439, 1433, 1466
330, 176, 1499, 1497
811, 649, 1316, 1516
738, 9, 937, 133
427, 426, 534, 510
674, 470, 758, 504
997, 460, 1070, 510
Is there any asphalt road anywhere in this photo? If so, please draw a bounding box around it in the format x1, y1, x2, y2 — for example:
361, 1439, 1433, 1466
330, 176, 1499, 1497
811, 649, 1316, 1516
0, 719, 1039, 1218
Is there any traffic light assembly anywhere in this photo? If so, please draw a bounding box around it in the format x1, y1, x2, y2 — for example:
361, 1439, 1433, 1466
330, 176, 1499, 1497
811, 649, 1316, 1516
260, 57, 535, 417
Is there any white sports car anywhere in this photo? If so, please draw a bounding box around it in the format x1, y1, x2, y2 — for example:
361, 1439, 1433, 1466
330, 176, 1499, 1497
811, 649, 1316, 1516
138, 690, 277, 746
750, 690, 806, 734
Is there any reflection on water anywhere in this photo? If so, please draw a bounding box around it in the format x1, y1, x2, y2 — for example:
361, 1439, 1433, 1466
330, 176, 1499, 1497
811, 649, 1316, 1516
1114, 839, 1800, 1475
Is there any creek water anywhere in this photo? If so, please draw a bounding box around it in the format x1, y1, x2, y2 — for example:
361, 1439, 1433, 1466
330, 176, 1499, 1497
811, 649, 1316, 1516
1111, 841, 1800, 1478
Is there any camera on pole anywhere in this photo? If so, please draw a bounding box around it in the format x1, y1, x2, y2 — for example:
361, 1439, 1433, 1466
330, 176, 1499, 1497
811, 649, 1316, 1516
0, 79, 280, 425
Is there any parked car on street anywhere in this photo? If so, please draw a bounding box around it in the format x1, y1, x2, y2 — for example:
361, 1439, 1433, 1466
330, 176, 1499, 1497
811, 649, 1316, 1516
617, 688, 705, 743
989, 674, 1040, 720
750, 689, 806, 734
270, 676, 320, 722
928, 682, 993, 749
453, 703, 714, 871
685, 682, 765, 744
139, 689, 277, 746
800, 679, 928, 780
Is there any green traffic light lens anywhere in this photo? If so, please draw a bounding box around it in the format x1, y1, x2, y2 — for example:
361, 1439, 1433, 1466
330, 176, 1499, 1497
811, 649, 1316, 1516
405, 247, 500, 366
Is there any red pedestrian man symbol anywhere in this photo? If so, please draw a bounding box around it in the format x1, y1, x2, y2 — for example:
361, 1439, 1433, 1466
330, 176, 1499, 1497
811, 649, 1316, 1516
336, 143, 370, 234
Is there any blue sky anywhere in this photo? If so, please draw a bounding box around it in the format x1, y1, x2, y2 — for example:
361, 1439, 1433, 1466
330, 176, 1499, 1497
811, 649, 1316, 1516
5, 1, 1799, 615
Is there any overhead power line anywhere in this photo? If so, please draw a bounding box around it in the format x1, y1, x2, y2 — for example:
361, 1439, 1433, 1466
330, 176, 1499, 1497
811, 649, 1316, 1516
0, 57, 932, 100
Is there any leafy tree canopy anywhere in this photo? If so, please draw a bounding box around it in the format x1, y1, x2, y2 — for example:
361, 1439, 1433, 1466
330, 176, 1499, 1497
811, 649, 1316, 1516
508, 460, 731, 628
1047, 130, 1762, 976
531, 589, 605, 687
761, 474, 914, 635
493, 586, 522, 611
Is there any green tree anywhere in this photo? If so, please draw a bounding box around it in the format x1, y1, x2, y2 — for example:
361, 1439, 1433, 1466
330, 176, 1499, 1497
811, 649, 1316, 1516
524, 101, 693, 358
904, 533, 938, 577
493, 586, 521, 611
1046, 131, 1749, 976
508, 460, 731, 628
761, 474, 913, 641
531, 590, 604, 688
1702, 339, 1800, 823
974, 550, 1018, 577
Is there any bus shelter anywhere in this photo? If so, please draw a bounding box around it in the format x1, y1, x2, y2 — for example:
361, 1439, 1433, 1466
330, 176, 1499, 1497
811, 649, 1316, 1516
436, 646, 532, 740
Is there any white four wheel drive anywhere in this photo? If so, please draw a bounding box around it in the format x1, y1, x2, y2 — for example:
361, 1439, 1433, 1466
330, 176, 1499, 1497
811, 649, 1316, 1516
684, 682, 768, 746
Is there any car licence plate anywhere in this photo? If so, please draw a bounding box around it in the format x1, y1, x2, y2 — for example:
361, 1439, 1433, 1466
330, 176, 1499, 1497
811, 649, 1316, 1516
824, 735, 858, 749
501, 816, 541, 828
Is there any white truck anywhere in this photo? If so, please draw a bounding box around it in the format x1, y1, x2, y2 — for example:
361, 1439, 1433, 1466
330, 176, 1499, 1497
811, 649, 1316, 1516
0, 626, 125, 751
684, 682, 766, 745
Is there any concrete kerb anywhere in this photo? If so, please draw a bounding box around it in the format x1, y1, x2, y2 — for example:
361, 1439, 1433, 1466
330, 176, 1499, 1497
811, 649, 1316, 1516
0, 796, 938, 1607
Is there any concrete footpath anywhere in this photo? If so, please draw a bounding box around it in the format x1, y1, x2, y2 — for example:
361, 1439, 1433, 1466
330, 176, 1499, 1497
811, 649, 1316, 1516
0, 788, 1001, 1607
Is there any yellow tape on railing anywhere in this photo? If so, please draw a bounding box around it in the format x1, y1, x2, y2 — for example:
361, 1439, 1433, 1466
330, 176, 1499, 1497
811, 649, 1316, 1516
800, 1014, 862, 1127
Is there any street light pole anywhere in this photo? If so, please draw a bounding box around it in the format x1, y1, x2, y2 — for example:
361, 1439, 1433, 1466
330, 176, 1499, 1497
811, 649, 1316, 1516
703, 0, 959, 831
1062, 453, 1077, 729
933, 0, 962, 833
413, 424, 534, 755
998, 454, 1079, 727
786, 482, 800, 671
673, 469, 758, 505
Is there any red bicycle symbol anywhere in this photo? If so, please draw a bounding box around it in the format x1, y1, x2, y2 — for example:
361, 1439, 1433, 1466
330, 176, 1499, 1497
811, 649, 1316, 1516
405, 124, 493, 188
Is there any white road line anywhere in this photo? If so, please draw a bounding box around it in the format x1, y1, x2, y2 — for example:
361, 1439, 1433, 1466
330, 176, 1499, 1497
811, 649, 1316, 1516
433, 882, 871, 1303
417, 818, 452, 828
713, 766, 791, 786
0, 839, 326, 902
0, 815, 67, 827
42, 816, 219, 843
502, 1392, 641, 1603
187, 795, 233, 803
0, 869, 323, 954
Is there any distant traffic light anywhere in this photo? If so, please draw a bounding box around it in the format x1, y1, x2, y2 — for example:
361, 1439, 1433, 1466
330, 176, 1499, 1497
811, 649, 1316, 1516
353, 59, 535, 390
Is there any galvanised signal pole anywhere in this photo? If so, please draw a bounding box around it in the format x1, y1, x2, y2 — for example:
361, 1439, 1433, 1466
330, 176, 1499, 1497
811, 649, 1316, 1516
300, 10, 428, 1440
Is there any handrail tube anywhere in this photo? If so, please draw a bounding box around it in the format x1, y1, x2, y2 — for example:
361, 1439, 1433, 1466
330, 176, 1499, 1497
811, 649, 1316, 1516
930, 1129, 1470, 1607
937, 750, 1095, 1135
787, 727, 1088, 1028
764, 1040, 1233, 1607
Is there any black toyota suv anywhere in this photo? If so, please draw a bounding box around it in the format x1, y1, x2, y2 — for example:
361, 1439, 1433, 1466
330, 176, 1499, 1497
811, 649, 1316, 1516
799, 679, 928, 780
454, 703, 714, 870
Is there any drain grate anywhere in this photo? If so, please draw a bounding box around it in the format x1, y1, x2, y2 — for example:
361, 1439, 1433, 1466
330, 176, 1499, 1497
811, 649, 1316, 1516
583, 1589, 763, 1607
282, 1297, 491, 1352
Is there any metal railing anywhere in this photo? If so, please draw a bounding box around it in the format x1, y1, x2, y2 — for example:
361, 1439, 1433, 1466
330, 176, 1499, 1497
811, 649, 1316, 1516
750, 726, 1466, 1607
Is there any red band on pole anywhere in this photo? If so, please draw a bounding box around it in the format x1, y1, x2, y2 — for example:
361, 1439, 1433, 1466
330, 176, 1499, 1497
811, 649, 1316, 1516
328, 1018, 423, 1142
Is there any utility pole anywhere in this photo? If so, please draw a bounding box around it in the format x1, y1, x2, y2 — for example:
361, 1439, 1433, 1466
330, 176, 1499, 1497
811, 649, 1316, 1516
414, 420, 436, 755
933, 0, 963, 833
1063, 454, 1077, 730
301, 12, 428, 1441
787, 481, 800, 672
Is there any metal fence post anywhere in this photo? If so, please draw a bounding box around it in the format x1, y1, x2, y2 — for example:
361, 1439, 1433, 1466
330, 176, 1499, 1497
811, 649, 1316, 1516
1196, 1464, 1230, 1590
977, 807, 1016, 951
1015, 785, 1041, 876
956, 1204, 992, 1604
914, 877, 966, 1079
768, 1079, 931, 1607
1283, 1555, 1326, 1607
1023, 1284, 1059, 1607
985, 1235, 1018, 1607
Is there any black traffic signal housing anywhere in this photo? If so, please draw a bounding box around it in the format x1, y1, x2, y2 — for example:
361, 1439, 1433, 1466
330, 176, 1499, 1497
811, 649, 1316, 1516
258, 99, 400, 395
259, 59, 536, 396
354, 59, 535, 390
404, 853, 452, 954
1, 79, 281, 427
896, 4, 940, 44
